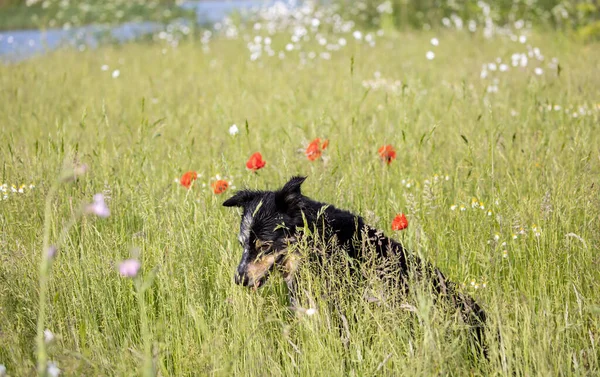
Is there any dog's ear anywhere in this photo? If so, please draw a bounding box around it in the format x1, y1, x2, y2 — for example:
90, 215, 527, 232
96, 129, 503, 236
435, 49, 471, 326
223, 190, 259, 208
275, 176, 306, 213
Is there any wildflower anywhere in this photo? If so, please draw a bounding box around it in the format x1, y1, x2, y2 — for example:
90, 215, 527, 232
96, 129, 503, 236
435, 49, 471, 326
512, 234, 518, 240
229, 124, 239, 136
211, 180, 229, 194
502, 250, 508, 258
86, 194, 110, 218
493, 233, 500, 241
305, 308, 317, 316
482, 282, 487, 288
47, 361, 60, 377
246, 152, 266, 172
430, 37, 439, 46
378, 145, 396, 165
450, 204, 457, 211
534, 67, 543, 76
426, 51, 435, 60
391, 213, 409, 231
112, 69, 120, 78
471, 198, 479, 208
44, 329, 55, 343
180, 171, 198, 189
101, 64, 109, 71
460, 205, 466, 211
119, 259, 141, 278
479, 202, 485, 210
305, 138, 329, 161
487, 210, 492, 216
47, 245, 57, 259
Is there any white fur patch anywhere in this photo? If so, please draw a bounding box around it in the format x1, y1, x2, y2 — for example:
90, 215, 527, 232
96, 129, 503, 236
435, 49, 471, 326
240, 210, 254, 244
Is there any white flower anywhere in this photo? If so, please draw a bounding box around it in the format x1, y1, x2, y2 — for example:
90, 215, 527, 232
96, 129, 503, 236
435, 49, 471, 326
305, 308, 317, 316
519, 35, 527, 43
229, 124, 239, 136
101, 64, 109, 71
285, 43, 294, 51
44, 329, 55, 343
338, 37, 346, 46
47, 362, 60, 377
534, 67, 543, 76
111, 69, 120, 78
352, 30, 362, 40
450, 204, 457, 211
430, 37, 439, 46
426, 51, 435, 60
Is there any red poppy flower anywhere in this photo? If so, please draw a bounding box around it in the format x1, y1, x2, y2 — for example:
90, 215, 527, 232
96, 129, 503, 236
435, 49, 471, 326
392, 213, 409, 231
305, 138, 329, 161
211, 179, 229, 194
378, 145, 396, 165
246, 152, 266, 172
180, 171, 198, 189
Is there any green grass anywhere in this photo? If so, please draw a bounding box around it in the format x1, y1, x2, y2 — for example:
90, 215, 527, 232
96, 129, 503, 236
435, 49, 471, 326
0, 0, 192, 31
0, 30, 599, 375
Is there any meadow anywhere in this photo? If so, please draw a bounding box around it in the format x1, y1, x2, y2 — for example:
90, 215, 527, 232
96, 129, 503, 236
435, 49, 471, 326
1, 6, 599, 375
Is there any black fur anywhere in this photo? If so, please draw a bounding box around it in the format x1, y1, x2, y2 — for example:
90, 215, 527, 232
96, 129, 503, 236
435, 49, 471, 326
223, 176, 487, 355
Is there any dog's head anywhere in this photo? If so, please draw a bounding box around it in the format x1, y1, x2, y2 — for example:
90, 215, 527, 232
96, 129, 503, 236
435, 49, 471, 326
223, 176, 307, 289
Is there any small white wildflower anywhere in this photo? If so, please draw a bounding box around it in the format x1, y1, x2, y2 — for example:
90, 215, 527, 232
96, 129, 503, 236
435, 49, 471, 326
450, 204, 457, 211
460, 205, 466, 211
479, 202, 485, 210
285, 43, 294, 51
430, 37, 439, 46
501, 242, 507, 247
112, 69, 120, 78
519, 35, 527, 43
487, 210, 492, 216
352, 30, 363, 40
534, 67, 543, 76
426, 51, 435, 60
502, 250, 508, 258
305, 308, 317, 316
494, 233, 500, 241
44, 329, 55, 343
512, 234, 518, 240
47, 362, 60, 377
229, 124, 239, 136
101, 64, 109, 71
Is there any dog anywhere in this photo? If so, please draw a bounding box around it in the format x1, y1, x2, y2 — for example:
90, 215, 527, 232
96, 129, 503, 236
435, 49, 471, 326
223, 176, 487, 354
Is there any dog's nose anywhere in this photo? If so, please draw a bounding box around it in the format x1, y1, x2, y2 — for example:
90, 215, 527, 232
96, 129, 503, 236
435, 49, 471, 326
235, 267, 249, 286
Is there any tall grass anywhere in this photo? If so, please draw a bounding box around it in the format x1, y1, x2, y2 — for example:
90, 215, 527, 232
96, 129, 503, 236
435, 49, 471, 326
0, 30, 599, 375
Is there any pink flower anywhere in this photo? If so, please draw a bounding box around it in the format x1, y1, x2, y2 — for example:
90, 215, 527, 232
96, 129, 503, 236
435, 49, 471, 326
86, 194, 110, 218
119, 259, 141, 278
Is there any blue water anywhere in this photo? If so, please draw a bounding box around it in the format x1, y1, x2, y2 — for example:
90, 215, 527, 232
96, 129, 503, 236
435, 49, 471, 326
0, 0, 271, 62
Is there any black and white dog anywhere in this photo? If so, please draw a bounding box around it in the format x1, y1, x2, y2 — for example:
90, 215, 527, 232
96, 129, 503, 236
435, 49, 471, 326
223, 176, 487, 353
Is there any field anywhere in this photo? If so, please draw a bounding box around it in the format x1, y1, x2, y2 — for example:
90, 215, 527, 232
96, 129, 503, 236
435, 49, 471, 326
1, 19, 599, 376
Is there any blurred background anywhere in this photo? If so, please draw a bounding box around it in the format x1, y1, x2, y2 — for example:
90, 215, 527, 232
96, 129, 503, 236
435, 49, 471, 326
1, 0, 598, 62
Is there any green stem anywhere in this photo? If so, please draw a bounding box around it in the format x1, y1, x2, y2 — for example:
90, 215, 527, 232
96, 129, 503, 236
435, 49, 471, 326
36, 183, 58, 376
137, 281, 154, 377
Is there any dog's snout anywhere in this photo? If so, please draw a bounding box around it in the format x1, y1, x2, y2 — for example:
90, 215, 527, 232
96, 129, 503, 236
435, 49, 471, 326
235, 264, 249, 286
